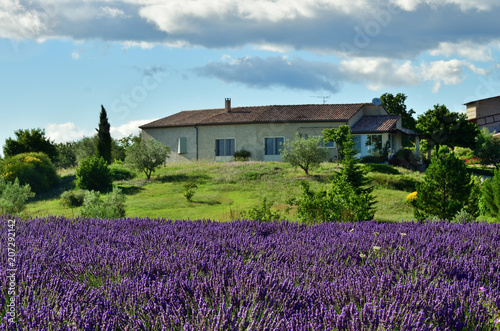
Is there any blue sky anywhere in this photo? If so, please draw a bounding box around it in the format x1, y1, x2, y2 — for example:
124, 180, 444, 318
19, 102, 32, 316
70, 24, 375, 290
1, 0, 500, 156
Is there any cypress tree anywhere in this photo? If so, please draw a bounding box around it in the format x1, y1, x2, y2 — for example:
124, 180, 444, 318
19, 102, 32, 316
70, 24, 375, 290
96, 105, 112, 164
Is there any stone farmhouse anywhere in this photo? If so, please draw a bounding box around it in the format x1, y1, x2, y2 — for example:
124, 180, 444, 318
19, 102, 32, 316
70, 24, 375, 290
140, 99, 418, 162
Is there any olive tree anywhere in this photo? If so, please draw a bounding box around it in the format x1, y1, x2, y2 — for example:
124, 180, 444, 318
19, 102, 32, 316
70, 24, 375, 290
125, 138, 170, 180
280, 133, 328, 175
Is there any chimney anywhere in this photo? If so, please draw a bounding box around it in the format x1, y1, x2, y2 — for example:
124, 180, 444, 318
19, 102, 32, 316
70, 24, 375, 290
225, 98, 231, 113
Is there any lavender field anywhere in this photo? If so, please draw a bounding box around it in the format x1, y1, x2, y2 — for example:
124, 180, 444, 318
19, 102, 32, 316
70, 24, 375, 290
1, 216, 500, 330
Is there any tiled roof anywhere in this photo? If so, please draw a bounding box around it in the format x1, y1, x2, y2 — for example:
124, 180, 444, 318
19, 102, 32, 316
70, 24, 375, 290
350, 115, 400, 133
140, 103, 368, 128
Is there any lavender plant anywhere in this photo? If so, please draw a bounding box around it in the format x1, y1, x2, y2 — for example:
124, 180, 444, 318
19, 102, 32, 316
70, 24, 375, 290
1, 217, 499, 330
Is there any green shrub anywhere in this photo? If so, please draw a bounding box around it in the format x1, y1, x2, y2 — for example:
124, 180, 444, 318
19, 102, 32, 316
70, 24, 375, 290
242, 197, 282, 222
0, 177, 35, 215
79, 188, 126, 219
389, 149, 420, 170
454, 147, 475, 160
1, 152, 59, 194
60, 189, 88, 208
233, 149, 251, 161
75, 156, 112, 193
183, 182, 198, 202
452, 207, 476, 224
289, 174, 374, 224
109, 165, 135, 181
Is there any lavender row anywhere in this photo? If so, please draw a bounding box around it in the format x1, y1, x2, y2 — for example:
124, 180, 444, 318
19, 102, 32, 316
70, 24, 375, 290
1, 216, 499, 330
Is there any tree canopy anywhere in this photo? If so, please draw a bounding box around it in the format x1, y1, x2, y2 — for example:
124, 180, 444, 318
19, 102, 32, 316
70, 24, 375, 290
380, 93, 416, 130
416, 104, 479, 150
322, 125, 351, 162
474, 128, 500, 169
280, 133, 328, 175
3, 128, 58, 161
125, 138, 170, 180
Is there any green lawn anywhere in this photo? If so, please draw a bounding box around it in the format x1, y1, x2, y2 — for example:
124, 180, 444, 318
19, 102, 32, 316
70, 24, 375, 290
24, 161, 422, 222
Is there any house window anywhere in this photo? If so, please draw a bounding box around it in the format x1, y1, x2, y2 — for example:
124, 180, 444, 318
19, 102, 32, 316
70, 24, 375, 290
215, 139, 235, 156
319, 138, 335, 148
265, 137, 284, 155
365, 134, 382, 154
178, 137, 187, 154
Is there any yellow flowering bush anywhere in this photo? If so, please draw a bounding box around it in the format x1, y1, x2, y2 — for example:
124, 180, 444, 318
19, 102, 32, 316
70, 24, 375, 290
24, 155, 42, 163
1, 152, 59, 193
406, 191, 417, 207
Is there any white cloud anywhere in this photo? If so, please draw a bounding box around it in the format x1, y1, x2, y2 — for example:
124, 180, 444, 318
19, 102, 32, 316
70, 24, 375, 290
429, 41, 495, 61
389, 0, 500, 12
419, 59, 487, 93
138, 0, 363, 34
0, 0, 47, 40
98, 7, 129, 19
338, 58, 420, 90
45, 119, 154, 143
110, 119, 156, 140
45, 122, 87, 143
441, 0, 499, 11
121, 41, 156, 50
71, 50, 80, 60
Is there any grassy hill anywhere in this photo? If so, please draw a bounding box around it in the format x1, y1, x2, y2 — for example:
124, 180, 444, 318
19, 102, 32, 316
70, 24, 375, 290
24, 161, 424, 222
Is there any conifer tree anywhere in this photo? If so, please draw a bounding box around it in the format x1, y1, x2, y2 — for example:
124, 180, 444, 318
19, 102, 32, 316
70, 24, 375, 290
481, 168, 500, 221
337, 128, 376, 216
96, 105, 112, 164
415, 146, 478, 220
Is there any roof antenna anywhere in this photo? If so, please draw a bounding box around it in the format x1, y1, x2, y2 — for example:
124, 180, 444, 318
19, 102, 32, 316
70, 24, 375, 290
310, 95, 330, 104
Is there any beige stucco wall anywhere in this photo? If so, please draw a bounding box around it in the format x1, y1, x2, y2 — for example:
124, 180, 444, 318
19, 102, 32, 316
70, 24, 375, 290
197, 122, 343, 162
143, 121, 345, 162
142, 126, 197, 162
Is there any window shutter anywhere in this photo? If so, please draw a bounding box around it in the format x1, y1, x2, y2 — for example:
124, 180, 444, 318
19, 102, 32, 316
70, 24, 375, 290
178, 137, 187, 154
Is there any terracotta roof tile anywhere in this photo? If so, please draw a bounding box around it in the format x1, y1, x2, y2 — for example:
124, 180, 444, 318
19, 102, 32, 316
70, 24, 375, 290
140, 103, 368, 128
351, 115, 400, 133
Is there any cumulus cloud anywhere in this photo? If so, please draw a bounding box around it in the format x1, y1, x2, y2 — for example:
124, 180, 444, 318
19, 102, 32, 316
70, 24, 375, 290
0, 0, 499, 60
45, 122, 87, 143
338, 58, 420, 90
110, 119, 156, 140
45, 119, 154, 143
429, 41, 495, 61
420, 59, 488, 93
197, 55, 488, 93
